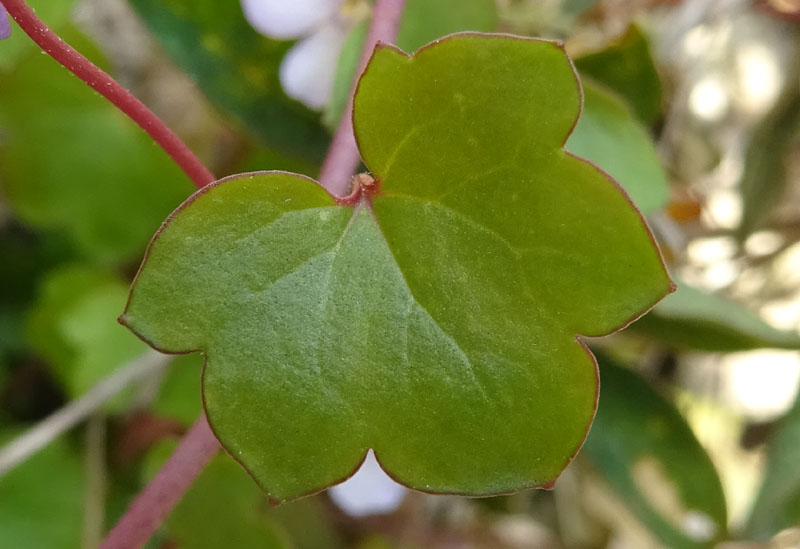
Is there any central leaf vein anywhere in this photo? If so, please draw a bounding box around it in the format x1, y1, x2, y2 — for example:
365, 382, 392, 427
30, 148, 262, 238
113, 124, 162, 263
367, 206, 490, 400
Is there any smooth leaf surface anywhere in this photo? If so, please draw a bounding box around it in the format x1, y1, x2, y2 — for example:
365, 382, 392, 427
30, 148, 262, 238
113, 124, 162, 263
583, 356, 727, 548
574, 25, 662, 124
631, 281, 800, 351
123, 35, 671, 502
128, 0, 329, 162
566, 79, 668, 214
746, 390, 800, 540
0, 27, 194, 264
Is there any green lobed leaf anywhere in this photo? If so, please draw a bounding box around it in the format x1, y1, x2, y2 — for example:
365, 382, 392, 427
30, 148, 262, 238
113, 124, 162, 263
745, 390, 800, 540
0, 435, 84, 548
566, 79, 669, 214
0, 27, 194, 264
122, 34, 671, 502
583, 356, 727, 548
128, 0, 329, 162
324, 0, 499, 129
574, 25, 662, 124
631, 281, 800, 352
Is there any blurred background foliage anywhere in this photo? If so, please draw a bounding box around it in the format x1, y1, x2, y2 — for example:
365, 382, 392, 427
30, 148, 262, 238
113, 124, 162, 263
1, 0, 800, 547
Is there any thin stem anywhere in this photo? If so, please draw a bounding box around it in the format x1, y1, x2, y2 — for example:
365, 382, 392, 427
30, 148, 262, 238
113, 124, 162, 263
83, 413, 108, 549
0, 0, 215, 188
318, 0, 408, 196
0, 351, 171, 477
100, 414, 220, 549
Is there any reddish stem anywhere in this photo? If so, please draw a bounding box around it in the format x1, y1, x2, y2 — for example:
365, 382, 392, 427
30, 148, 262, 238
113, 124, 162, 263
100, 415, 220, 549
0, 0, 215, 189
318, 0, 408, 197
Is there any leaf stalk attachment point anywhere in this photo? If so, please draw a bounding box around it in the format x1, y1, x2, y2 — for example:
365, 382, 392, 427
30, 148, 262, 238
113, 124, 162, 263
337, 172, 380, 206
318, 0, 408, 196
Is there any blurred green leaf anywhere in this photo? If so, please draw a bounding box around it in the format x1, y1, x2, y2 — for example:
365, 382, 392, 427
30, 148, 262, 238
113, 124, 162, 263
746, 391, 800, 539
0, 0, 75, 72
0, 27, 194, 264
142, 440, 342, 549
151, 353, 204, 425
265, 498, 346, 549
583, 356, 727, 548
0, 435, 84, 548
26, 265, 147, 405
323, 20, 368, 131
562, 0, 600, 17
631, 281, 800, 351
574, 25, 662, 124
324, 0, 498, 129
128, 0, 329, 163
166, 453, 289, 548
395, 0, 498, 52
235, 148, 319, 180
0, 228, 71, 363
738, 64, 800, 238
566, 79, 668, 214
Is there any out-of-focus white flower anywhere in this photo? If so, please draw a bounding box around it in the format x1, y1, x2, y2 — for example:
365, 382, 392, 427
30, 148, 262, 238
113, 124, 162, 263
1, 6, 11, 40
241, 0, 369, 110
328, 450, 407, 517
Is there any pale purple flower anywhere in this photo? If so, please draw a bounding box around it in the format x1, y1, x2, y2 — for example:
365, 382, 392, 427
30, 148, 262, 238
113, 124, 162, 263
328, 451, 407, 517
241, 0, 368, 110
1, 5, 11, 40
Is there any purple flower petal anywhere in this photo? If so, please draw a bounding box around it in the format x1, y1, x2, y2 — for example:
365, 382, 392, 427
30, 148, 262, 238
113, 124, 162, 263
1, 5, 11, 40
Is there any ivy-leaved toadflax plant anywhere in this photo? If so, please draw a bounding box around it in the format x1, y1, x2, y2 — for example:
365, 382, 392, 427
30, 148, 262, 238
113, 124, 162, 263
120, 33, 674, 503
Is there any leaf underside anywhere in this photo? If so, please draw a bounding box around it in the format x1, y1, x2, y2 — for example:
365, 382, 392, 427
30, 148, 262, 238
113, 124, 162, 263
122, 34, 672, 502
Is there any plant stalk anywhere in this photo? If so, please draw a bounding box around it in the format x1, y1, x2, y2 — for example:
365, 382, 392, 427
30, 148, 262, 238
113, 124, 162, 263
0, 0, 215, 188
0, 351, 171, 477
100, 414, 219, 549
318, 0, 408, 196
83, 413, 108, 549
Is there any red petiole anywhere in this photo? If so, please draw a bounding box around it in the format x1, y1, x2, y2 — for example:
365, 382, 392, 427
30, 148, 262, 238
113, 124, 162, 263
0, 0, 215, 189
